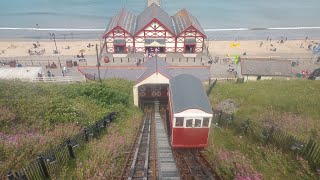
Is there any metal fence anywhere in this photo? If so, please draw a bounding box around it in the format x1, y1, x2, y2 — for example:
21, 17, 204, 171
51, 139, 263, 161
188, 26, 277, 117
212, 109, 320, 170
32, 76, 86, 83
7, 112, 116, 180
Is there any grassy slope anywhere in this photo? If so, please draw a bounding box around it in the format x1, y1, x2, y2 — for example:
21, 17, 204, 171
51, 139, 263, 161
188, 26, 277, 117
0, 79, 141, 177
58, 110, 143, 179
207, 80, 320, 179
209, 80, 320, 140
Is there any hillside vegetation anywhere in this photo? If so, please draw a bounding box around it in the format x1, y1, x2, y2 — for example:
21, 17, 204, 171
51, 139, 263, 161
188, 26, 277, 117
0, 79, 141, 176
209, 80, 320, 140
207, 80, 320, 179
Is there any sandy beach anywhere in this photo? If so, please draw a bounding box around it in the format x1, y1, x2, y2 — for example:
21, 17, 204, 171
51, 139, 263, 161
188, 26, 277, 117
0, 39, 319, 59
0, 40, 100, 58
208, 39, 319, 59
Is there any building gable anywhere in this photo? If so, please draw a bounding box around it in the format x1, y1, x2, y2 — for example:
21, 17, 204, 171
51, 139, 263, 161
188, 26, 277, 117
104, 26, 132, 38
136, 19, 175, 37
103, 8, 136, 38
173, 9, 206, 38
135, 3, 176, 36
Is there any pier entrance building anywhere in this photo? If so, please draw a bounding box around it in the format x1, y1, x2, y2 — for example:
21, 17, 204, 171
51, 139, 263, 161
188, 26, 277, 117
102, 3, 206, 55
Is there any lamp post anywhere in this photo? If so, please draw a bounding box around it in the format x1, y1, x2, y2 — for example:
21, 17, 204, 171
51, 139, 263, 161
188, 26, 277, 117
155, 46, 160, 75
96, 44, 101, 82
49, 33, 58, 54
49, 33, 62, 69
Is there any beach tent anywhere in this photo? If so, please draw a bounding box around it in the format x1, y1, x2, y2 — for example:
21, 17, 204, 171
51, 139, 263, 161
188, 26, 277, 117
230, 42, 240, 48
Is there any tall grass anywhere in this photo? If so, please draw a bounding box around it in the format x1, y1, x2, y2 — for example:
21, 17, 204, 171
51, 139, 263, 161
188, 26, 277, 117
0, 79, 141, 176
209, 80, 320, 140
207, 80, 320, 179
206, 128, 318, 179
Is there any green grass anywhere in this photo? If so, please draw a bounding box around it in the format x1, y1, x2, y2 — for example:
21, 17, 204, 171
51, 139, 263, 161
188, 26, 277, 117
207, 80, 320, 179
57, 111, 143, 179
209, 80, 320, 140
0, 79, 141, 177
206, 128, 317, 179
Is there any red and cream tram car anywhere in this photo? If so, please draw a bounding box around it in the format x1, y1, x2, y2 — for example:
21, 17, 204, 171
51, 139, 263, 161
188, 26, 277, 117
168, 74, 213, 148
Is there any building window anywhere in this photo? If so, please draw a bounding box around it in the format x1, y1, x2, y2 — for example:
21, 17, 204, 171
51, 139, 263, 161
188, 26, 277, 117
203, 118, 210, 127
195, 119, 202, 127
186, 119, 193, 127
115, 45, 125, 54
175, 117, 184, 127
185, 45, 195, 53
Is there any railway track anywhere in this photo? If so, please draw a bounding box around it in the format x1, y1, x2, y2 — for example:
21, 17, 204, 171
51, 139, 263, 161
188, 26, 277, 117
173, 149, 221, 180
121, 104, 220, 179
120, 109, 157, 180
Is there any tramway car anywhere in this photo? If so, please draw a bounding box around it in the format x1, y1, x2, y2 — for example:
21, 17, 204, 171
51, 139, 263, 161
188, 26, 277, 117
168, 74, 213, 148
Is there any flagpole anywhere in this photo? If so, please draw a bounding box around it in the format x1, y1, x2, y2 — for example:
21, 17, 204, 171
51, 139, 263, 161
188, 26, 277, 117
156, 47, 158, 74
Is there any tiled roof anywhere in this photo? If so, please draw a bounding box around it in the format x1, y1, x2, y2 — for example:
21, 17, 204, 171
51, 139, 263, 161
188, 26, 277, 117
172, 9, 206, 36
135, 3, 175, 35
241, 59, 292, 77
104, 8, 137, 36
78, 67, 145, 81
104, 4, 206, 39
136, 56, 172, 83
168, 67, 210, 81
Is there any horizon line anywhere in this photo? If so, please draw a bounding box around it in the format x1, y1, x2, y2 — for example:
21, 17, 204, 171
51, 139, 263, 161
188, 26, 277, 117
0, 26, 320, 32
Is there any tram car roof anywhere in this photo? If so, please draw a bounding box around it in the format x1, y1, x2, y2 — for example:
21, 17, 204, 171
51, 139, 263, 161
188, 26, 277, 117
169, 74, 212, 114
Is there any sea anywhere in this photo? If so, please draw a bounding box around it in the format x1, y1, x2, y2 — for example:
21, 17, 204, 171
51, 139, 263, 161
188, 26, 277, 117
0, 0, 320, 40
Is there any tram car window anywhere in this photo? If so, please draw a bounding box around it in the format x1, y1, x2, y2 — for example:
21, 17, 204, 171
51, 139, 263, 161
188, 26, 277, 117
186, 119, 193, 127
195, 119, 202, 127
203, 118, 210, 127
175, 117, 184, 127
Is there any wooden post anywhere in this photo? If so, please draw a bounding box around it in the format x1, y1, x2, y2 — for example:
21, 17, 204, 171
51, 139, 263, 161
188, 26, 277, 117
84, 128, 89, 142
67, 139, 76, 159
37, 156, 50, 178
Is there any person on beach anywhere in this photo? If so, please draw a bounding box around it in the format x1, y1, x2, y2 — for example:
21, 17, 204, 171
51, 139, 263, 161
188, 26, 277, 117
47, 70, 51, 77
267, 36, 269, 41
228, 65, 234, 73
260, 41, 263, 47
305, 36, 308, 42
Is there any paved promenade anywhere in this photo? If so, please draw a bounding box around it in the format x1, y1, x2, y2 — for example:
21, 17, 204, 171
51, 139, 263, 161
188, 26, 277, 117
1, 51, 319, 80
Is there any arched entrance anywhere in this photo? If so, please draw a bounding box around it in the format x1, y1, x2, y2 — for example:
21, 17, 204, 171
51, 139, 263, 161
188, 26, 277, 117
138, 84, 168, 108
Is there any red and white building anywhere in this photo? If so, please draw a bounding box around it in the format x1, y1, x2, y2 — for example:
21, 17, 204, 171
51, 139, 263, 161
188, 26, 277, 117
103, 3, 206, 54
103, 8, 136, 54
172, 9, 207, 53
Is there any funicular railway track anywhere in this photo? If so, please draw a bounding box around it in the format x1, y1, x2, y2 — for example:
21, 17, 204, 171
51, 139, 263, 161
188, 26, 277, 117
120, 107, 157, 180
173, 150, 221, 180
